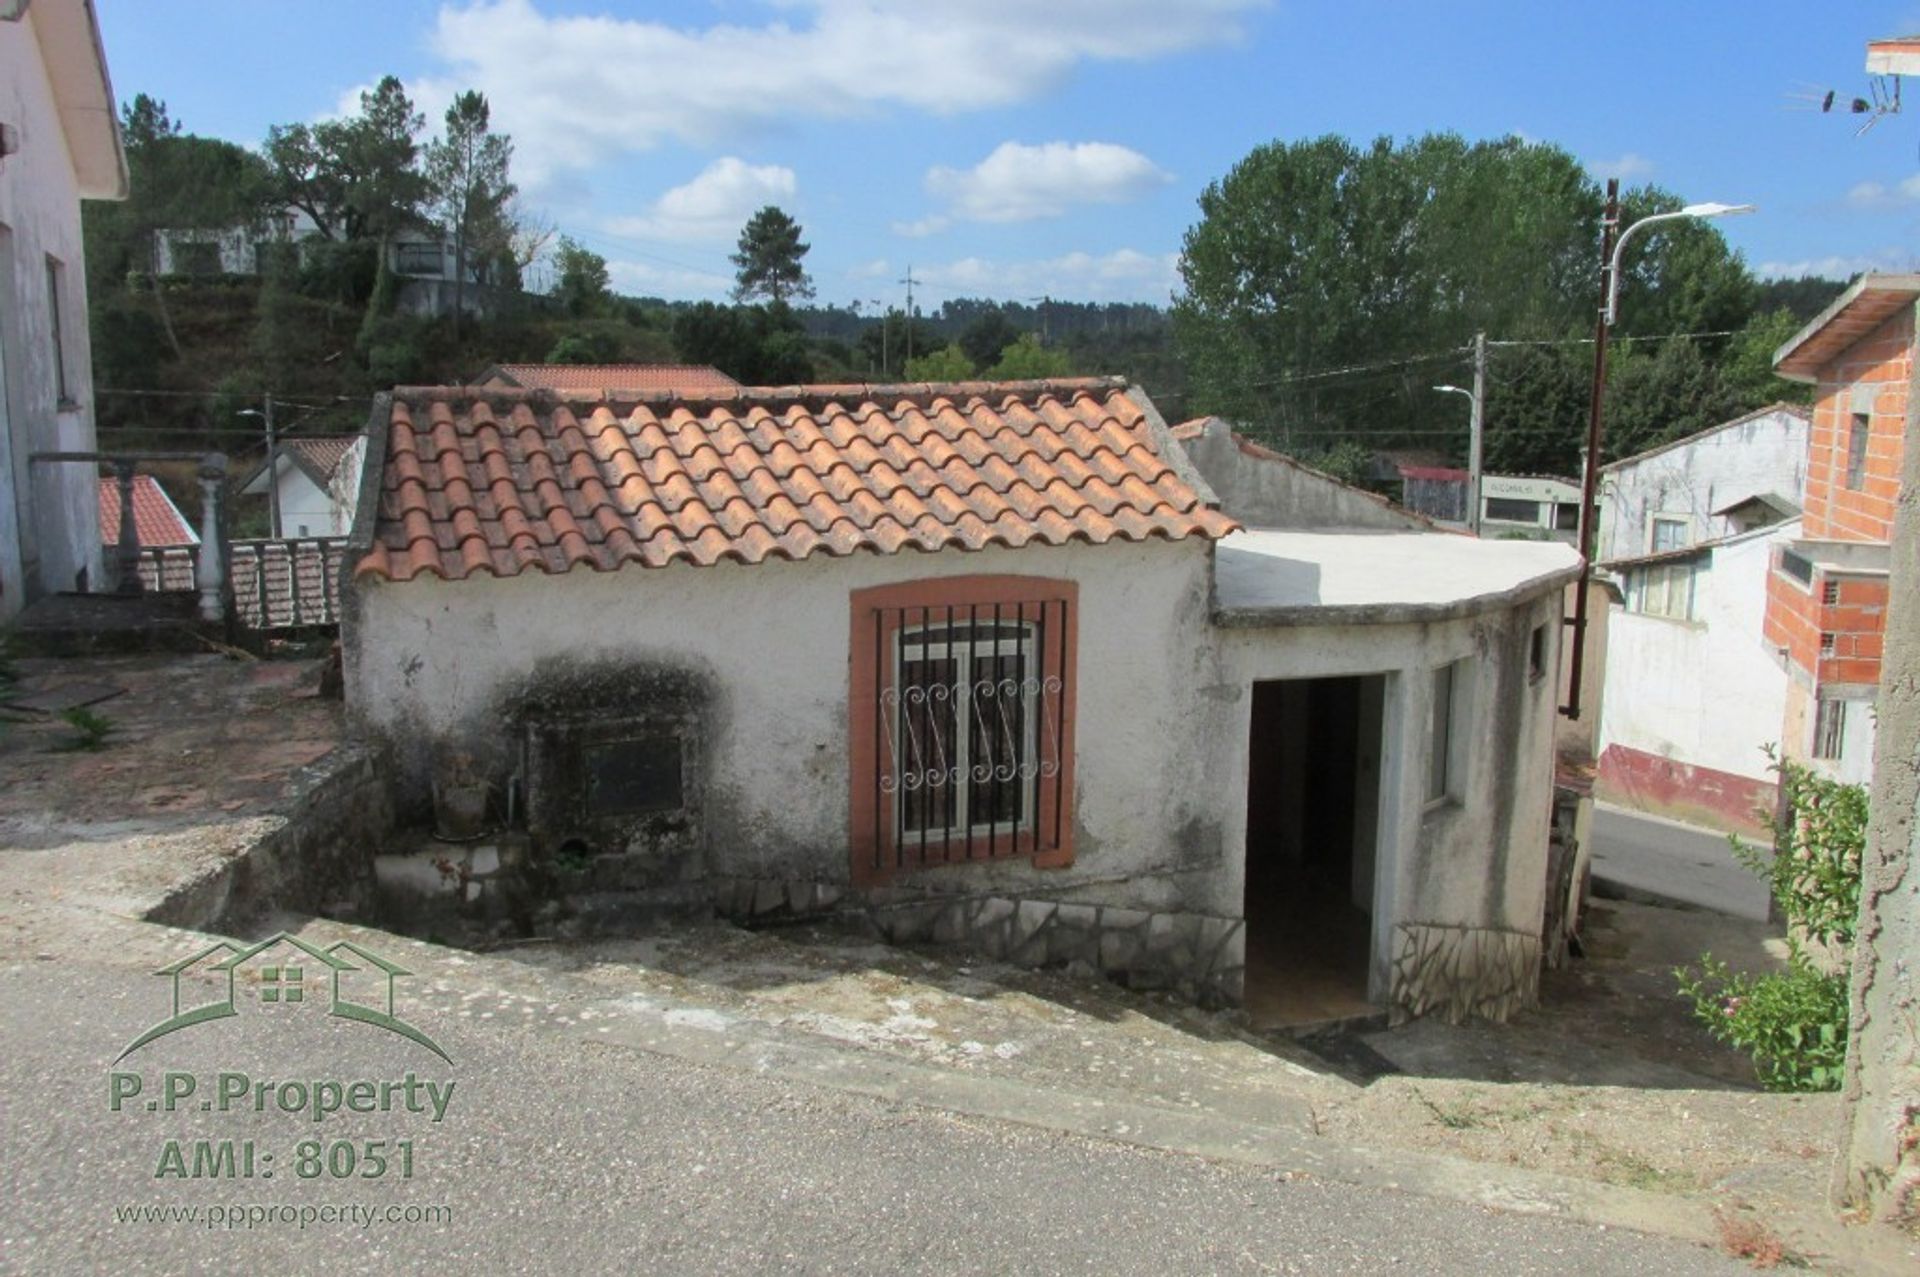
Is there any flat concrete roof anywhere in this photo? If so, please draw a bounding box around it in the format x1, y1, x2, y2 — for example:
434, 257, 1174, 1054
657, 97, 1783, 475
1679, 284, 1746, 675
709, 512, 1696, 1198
1214, 529, 1584, 627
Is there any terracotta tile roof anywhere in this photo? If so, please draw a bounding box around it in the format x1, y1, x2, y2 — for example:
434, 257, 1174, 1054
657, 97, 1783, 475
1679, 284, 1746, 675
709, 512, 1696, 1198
483, 363, 742, 394
240, 435, 360, 494
355, 379, 1237, 583
98, 475, 198, 549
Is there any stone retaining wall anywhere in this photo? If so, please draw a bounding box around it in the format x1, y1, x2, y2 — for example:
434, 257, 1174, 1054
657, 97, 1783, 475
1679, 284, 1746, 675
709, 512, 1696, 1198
713, 876, 1245, 1005
1388, 920, 1540, 1025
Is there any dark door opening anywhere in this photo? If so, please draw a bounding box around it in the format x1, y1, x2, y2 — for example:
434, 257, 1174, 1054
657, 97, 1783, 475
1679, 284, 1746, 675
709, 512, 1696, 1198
1243, 674, 1386, 1030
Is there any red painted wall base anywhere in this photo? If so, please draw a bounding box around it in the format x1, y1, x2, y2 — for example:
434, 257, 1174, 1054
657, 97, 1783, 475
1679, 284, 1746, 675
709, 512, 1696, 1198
1595, 744, 1777, 839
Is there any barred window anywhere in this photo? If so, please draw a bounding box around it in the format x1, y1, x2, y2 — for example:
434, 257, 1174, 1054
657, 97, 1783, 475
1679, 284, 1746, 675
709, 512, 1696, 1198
1813, 699, 1846, 761
850, 577, 1077, 884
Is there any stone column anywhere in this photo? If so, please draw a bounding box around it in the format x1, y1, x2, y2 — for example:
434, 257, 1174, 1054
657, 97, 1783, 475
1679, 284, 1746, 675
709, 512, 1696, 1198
111, 460, 143, 595
1834, 304, 1920, 1226
195, 453, 227, 622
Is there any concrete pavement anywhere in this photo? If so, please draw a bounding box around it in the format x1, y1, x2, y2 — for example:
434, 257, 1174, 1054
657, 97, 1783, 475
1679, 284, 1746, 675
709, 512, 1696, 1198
1589, 804, 1773, 921
2, 939, 1758, 1276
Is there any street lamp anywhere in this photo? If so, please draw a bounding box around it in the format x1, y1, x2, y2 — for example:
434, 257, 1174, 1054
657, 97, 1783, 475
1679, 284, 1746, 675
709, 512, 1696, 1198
1433, 383, 1482, 533
237, 400, 278, 539
1603, 201, 1755, 326
1563, 186, 1756, 720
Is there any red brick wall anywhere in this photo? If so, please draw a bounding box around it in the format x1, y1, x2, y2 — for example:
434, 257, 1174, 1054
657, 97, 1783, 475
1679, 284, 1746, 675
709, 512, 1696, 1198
1765, 562, 1819, 677
1805, 308, 1912, 544
1762, 566, 1887, 687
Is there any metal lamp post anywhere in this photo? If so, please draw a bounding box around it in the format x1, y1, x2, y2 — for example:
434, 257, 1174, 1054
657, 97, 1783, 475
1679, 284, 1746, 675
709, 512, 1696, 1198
1433, 382, 1481, 533
1563, 184, 1755, 719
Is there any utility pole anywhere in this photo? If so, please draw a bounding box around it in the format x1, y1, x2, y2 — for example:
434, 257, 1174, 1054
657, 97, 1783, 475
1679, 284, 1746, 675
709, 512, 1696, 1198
1563, 178, 1620, 721
868, 298, 886, 377
1468, 331, 1486, 535
899, 266, 917, 365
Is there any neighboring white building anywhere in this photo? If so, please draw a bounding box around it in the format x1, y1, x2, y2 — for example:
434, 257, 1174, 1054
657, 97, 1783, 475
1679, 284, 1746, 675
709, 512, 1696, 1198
1592, 404, 1811, 834
153, 214, 502, 318
239, 435, 363, 538
1478, 474, 1583, 541
1595, 403, 1810, 563
0, 0, 128, 616
344, 383, 1578, 1027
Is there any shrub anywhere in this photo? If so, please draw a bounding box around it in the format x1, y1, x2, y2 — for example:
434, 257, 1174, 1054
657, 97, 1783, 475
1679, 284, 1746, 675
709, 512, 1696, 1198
1676, 755, 1864, 1092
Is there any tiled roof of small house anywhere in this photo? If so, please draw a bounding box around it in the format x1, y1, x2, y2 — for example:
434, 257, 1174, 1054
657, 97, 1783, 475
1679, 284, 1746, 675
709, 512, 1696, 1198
355, 379, 1236, 583
482, 363, 742, 394
282, 436, 359, 481
98, 474, 198, 549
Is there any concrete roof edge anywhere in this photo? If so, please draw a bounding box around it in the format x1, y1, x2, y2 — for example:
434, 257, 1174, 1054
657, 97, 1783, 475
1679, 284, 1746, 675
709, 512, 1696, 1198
1212, 557, 1584, 629
1599, 401, 1812, 473
1773, 273, 1920, 382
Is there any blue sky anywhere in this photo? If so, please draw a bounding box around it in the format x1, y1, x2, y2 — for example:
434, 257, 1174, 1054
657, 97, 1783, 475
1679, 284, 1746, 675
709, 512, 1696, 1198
93, 0, 1920, 309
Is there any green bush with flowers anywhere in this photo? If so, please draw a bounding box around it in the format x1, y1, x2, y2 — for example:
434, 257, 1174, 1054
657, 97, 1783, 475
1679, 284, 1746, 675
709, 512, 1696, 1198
1675, 753, 1865, 1092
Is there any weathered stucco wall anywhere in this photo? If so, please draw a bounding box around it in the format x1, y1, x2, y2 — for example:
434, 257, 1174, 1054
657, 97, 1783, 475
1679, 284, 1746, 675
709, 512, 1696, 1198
1177, 418, 1429, 532
348, 537, 1238, 918
1596, 406, 1809, 562
1836, 298, 1920, 1227
1596, 525, 1795, 830
0, 9, 105, 614
1215, 586, 1564, 1019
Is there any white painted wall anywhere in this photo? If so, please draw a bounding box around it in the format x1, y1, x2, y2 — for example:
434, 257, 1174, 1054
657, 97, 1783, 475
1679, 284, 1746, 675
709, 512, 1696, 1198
272, 465, 337, 538
1598, 524, 1795, 787
1597, 407, 1808, 563
0, 7, 113, 613
1213, 590, 1565, 997
350, 537, 1240, 916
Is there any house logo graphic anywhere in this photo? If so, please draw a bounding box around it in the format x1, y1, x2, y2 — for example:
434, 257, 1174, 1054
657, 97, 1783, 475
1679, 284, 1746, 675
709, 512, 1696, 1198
117, 932, 450, 1063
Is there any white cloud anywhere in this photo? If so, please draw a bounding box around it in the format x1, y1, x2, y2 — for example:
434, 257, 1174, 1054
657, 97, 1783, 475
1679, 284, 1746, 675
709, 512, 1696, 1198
604, 258, 733, 300
848, 258, 893, 281
917, 249, 1181, 303
1587, 152, 1654, 181
408, 0, 1260, 189
602, 157, 797, 244
1843, 175, 1920, 209
891, 215, 952, 238
923, 141, 1172, 224
1757, 249, 1919, 280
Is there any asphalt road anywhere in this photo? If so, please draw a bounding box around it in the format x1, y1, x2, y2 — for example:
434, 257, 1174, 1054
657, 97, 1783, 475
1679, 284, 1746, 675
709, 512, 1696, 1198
0, 956, 1750, 1276
1589, 805, 1773, 921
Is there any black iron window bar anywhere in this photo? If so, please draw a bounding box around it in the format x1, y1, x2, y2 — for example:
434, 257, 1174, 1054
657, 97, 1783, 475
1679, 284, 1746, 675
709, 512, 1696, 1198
872, 599, 1067, 871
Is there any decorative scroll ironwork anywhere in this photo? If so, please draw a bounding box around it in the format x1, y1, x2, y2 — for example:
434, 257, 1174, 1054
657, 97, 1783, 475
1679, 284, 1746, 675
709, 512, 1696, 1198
869, 599, 1069, 870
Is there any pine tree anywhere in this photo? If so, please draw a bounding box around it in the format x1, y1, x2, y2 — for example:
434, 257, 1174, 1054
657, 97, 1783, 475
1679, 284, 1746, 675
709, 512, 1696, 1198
731, 206, 814, 305
424, 91, 515, 333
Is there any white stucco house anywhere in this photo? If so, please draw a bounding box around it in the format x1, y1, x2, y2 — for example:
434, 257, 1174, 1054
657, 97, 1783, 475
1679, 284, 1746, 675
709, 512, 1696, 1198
239, 435, 364, 538
1593, 404, 1811, 833
0, 0, 128, 617
343, 381, 1580, 1025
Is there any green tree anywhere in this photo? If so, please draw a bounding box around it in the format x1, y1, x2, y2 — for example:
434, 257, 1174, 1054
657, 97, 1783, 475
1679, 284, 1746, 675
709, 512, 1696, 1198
673, 301, 814, 384
731, 206, 814, 304
857, 309, 941, 379
425, 91, 516, 333
904, 343, 976, 380
85, 95, 274, 358
1172, 133, 1764, 462
987, 333, 1075, 379
959, 310, 1021, 368
552, 236, 611, 317
264, 76, 429, 247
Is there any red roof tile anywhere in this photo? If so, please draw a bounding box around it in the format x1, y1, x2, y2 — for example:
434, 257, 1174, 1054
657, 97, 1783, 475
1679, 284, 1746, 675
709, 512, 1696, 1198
484, 363, 742, 394
355, 380, 1237, 583
98, 474, 198, 549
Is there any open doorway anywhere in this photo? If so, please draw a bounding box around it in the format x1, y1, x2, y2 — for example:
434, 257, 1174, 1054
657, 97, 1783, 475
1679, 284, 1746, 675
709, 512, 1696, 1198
1242, 674, 1386, 1030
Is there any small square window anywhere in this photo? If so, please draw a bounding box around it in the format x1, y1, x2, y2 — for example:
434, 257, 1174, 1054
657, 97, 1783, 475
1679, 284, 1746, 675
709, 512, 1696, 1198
1529, 623, 1548, 683
1820, 632, 1836, 656
1822, 580, 1841, 607
1650, 516, 1687, 553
